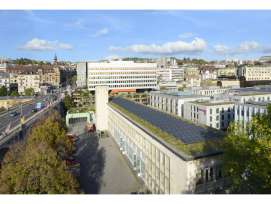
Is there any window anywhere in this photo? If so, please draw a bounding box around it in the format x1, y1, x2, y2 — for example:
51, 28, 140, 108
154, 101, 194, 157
196, 170, 203, 185
210, 123, 212, 127
241, 110, 244, 116
228, 107, 230, 112
237, 110, 239, 115
210, 116, 212, 122
194, 106, 196, 111
197, 114, 198, 119
216, 165, 223, 180
216, 115, 219, 121
216, 108, 219, 113
222, 122, 224, 127
247, 111, 249, 117
222, 115, 224, 120
228, 114, 230, 119
194, 113, 196, 118
216, 123, 219, 128
222, 108, 224, 113
210, 109, 212, 114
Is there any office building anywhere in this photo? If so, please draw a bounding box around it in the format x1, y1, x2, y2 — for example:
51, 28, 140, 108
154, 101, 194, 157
87, 61, 157, 91
108, 95, 232, 194
148, 91, 210, 117
184, 100, 235, 131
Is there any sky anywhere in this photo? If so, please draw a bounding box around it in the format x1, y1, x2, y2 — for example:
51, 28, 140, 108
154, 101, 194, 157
1, 9, 271, 62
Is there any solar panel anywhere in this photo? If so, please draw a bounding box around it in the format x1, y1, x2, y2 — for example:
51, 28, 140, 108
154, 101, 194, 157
111, 97, 224, 144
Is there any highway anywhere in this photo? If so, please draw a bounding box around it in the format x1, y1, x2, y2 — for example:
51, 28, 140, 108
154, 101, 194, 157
0, 92, 61, 135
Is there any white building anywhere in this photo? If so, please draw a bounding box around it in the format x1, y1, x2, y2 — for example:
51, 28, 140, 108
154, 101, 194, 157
157, 67, 184, 82
0, 73, 10, 91
235, 101, 269, 124
259, 56, 271, 63
170, 59, 176, 65
185, 86, 230, 96
161, 56, 167, 66
88, 61, 157, 91
77, 60, 100, 87
148, 91, 210, 117
184, 100, 235, 130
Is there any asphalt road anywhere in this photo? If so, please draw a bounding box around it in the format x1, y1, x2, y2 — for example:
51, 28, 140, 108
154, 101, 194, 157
0, 92, 61, 134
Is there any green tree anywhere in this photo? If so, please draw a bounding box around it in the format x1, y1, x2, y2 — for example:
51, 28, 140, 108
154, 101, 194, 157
85, 78, 87, 85
0, 85, 8, 96
0, 141, 81, 194
160, 87, 168, 91
178, 84, 187, 91
221, 104, 271, 193
157, 74, 162, 85
25, 88, 34, 96
71, 75, 77, 83
0, 106, 6, 112
62, 95, 74, 114
10, 91, 20, 97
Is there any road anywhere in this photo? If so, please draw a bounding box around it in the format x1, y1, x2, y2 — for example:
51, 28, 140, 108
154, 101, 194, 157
0, 92, 61, 134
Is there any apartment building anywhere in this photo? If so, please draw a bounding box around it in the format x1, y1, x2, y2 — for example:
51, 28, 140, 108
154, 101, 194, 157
184, 75, 201, 87
0, 73, 10, 91
235, 101, 269, 125
185, 86, 229, 96
148, 91, 210, 117
184, 100, 235, 131
77, 61, 87, 86
87, 61, 157, 91
157, 68, 171, 80
17, 72, 40, 95
157, 67, 184, 82
198, 65, 217, 80
237, 65, 271, 81
216, 67, 237, 77
217, 78, 240, 87
184, 67, 198, 76
259, 56, 271, 63
107, 96, 232, 194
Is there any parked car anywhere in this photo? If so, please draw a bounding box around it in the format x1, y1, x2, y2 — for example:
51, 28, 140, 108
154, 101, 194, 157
10, 112, 17, 117
43, 98, 47, 101
31, 108, 37, 113
66, 134, 79, 142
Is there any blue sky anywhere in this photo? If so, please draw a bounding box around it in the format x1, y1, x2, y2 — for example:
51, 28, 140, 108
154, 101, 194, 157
1, 10, 271, 62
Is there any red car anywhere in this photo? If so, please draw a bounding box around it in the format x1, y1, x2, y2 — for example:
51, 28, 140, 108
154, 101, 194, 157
65, 156, 76, 165
66, 134, 78, 142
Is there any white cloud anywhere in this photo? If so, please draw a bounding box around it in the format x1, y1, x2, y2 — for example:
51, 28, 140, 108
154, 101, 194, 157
14, 38, 58, 51
58, 43, 73, 50
178, 33, 195, 38
108, 38, 207, 56
64, 19, 86, 27
90, 28, 108, 37
261, 45, 271, 53
102, 55, 123, 60
232, 58, 239, 62
209, 41, 262, 55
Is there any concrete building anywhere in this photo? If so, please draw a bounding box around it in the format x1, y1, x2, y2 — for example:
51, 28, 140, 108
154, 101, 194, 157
158, 80, 178, 91
66, 108, 95, 127
184, 75, 201, 87
107, 97, 232, 194
184, 100, 235, 131
170, 66, 184, 82
161, 56, 167, 66
235, 101, 269, 125
259, 56, 271, 63
88, 61, 157, 92
237, 65, 271, 81
77, 61, 87, 86
216, 78, 240, 87
18, 72, 40, 95
155, 58, 161, 66
0, 73, 10, 91
198, 65, 217, 80
216, 67, 237, 77
95, 86, 108, 132
157, 68, 171, 81
184, 67, 198, 76
148, 91, 210, 117
185, 86, 230, 97
170, 59, 176, 65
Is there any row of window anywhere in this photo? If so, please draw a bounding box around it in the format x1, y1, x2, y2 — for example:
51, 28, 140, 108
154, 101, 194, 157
88, 83, 156, 89
89, 80, 156, 84
88, 67, 156, 70
89, 76, 156, 79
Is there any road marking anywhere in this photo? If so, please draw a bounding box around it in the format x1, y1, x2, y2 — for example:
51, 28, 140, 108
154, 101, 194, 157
121, 190, 136, 194
110, 137, 140, 187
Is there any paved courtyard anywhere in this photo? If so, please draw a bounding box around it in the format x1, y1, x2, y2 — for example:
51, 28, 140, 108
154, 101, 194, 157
69, 126, 144, 194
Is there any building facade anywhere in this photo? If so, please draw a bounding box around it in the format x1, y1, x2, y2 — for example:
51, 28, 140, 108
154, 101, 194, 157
87, 61, 157, 91
216, 68, 237, 77
148, 91, 210, 117
18, 73, 40, 95
0, 73, 10, 91
237, 65, 271, 81
198, 65, 217, 80
184, 67, 198, 76
76, 61, 87, 86
184, 101, 235, 131
184, 75, 201, 87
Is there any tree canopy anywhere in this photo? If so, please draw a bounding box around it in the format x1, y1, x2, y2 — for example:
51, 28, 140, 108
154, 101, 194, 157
0, 85, 8, 96
178, 84, 187, 91
221, 104, 271, 193
62, 95, 74, 114
71, 75, 77, 83
25, 88, 34, 96
10, 91, 19, 97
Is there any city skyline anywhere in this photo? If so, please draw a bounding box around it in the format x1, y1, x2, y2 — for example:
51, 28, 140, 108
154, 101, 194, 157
1, 10, 271, 62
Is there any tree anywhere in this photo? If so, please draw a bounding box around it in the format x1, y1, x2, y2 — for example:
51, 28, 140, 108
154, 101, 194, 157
157, 74, 162, 85
160, 87, 168, 91
25, 88, 34, 96
0, 106, 6, 112
62, 95, 74, 114
0, 141, 81, 194
85, 78, 87, 85
71, 75, 77, 83
0, 85, 8, 96
10, 91, 19, 97
178, 84, 187, 91
221, 104, 271, 193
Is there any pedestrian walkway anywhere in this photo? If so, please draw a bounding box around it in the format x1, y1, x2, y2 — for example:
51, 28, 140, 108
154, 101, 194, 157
69, 126, 144, 194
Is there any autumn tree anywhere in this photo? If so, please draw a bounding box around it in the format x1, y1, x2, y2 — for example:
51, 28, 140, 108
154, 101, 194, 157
0, 141, 81, 194
221, 104, 271, 193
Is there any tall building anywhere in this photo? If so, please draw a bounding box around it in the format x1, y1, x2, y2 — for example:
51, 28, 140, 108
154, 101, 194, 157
88, 61, 157, 91
259, 56, 271, 63
155, 58, 161, 66
77, 61, 87, 86
18, 71, 40, 95
161, 56, 167, 66
170, 59, 176, 65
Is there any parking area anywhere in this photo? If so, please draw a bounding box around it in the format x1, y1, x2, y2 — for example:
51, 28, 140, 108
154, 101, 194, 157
69, 126, 144, 194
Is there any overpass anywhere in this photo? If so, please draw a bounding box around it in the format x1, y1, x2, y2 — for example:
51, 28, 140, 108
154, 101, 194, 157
0, 100, 62, 150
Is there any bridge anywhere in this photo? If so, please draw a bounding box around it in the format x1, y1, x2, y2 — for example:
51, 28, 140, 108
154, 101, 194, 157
0, 100, 62, 150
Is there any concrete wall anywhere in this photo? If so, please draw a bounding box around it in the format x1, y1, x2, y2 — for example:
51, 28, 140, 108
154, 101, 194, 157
95, 86, 108, 131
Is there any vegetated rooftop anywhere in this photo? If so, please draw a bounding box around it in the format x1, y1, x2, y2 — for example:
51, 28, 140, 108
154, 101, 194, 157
69, 106, 95, 114
109, 100, 226, 156
188, 101, 235, 106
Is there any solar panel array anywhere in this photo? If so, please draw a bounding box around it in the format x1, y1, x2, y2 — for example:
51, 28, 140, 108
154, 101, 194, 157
111, 97, 224, 144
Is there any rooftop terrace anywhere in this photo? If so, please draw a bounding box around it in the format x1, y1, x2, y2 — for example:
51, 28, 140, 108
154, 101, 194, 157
109, 97, 225, 156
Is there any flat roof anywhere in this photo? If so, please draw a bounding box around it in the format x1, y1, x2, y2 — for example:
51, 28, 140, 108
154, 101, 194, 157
148, 93, 210, 100
189, 101, 235, 106
235, 91, 271, 96
109, 97, 225, 156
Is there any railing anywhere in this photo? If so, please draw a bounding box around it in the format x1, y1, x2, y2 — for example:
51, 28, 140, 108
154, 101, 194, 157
0, 100, 61, 146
